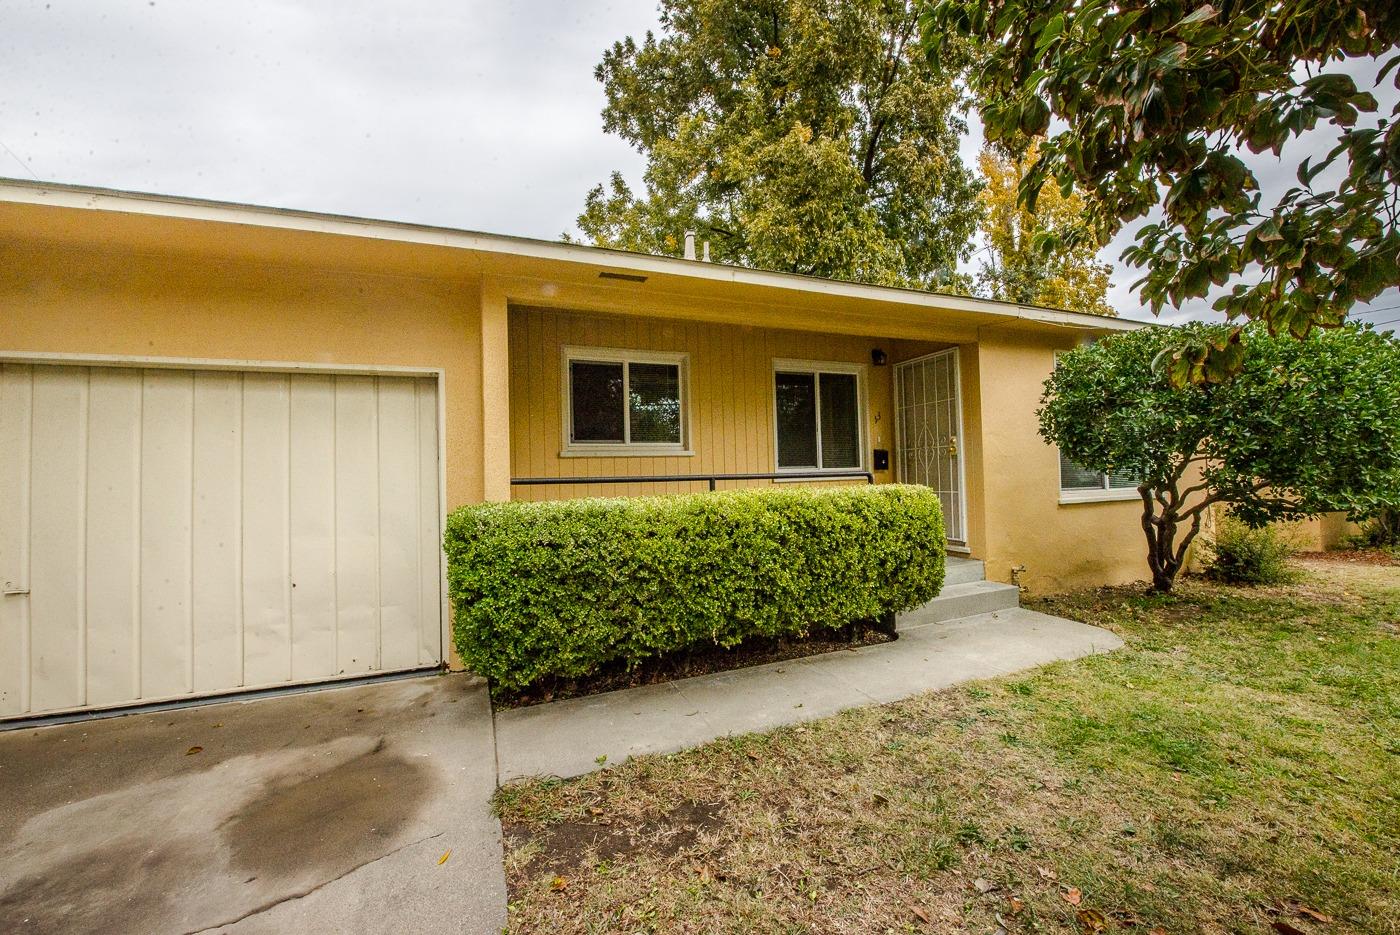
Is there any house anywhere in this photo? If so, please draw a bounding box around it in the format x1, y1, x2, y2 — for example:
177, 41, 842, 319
1, 179, 1150, 721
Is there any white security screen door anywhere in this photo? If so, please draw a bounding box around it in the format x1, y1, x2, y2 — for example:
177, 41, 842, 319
0, 363, 443, 719
894, 349, 966, 546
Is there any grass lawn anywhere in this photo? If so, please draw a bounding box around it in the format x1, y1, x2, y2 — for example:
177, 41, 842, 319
494, 559, 1400, 934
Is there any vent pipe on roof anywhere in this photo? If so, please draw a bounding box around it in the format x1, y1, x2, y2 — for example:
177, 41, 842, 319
683, 229, 697, 260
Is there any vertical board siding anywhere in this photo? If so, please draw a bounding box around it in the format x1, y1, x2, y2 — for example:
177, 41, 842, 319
0, 364, 442, 719
85, 368, 142, 706
0, 365, 32, 715
28, 367, 87, 712
191, 371, 243, 693
333, 376, 380, 676
507, 307, 894, 501
288, 375, 337, 681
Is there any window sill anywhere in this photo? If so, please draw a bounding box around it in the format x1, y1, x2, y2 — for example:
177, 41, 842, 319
560, 447, 695, 458
1059, 488, 1140, 505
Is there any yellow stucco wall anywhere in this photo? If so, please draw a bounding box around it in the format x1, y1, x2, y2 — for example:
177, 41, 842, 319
973, 330, 1149, 592
3, 240, 488, 509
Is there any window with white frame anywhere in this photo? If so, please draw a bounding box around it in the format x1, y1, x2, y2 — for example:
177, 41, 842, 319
563, 346, 688, 454
772, 360, 865, 471
1053, 350, 1138, 500
1059, 451, 1140, 499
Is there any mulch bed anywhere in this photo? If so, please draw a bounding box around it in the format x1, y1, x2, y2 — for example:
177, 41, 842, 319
1296, 548, 1400, 566
493, 621, 896, 709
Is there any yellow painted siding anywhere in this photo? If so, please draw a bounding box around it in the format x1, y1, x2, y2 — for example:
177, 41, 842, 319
508, 306, 902, 501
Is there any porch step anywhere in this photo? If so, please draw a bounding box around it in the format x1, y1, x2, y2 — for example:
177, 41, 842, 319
898, 580, 1021, 629
943, 557, 986, 587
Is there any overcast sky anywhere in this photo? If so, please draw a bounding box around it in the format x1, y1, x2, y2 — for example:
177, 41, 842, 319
2, 0, 1396, 328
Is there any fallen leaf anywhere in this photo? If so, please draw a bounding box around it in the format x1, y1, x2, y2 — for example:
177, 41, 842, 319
872, 793, 889, 807
1112, 908, 1144, 926
437, 849, 451, 865
550, 876, 569, 892
1149, 928, 1168, 935
746, 751, 760, 761
1037, 866, 1058, 881
695, 865, 713, 884
1272, 923, 1306, 935
1296, 906, 1334, 923
911, 906, 931, 924
1077, 908, 1108, 932
185, 746, 203, 755
1007, 896, 1025, 914
1062, 886, 1083, 906
973, 877, 996, 894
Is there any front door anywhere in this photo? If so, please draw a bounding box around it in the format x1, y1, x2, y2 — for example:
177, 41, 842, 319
894, 349, 966, 547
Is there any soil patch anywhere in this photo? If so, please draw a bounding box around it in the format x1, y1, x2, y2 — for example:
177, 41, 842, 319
494, 621, 894, 708
1297, 549, 1400, 566
503, 799, 724, 886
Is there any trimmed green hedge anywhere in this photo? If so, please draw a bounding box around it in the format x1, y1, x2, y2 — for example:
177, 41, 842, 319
444, 485, 946, 691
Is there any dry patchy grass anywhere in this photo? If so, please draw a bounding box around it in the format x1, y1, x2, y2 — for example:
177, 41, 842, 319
495, 561, 1400, 934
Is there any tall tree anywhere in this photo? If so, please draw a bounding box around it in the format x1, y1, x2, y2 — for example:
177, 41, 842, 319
573, 0, 982, 289
1040, 322, 1400, 591
976, 142, 1116, 315
923, 0, 1400, 380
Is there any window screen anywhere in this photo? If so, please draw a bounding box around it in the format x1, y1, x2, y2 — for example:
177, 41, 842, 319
628, 362, 681, 444
818, 373, 860, 468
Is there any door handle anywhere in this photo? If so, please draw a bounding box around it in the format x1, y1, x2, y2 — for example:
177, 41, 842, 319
3, 581, 28, 596
948, 434, 958, 458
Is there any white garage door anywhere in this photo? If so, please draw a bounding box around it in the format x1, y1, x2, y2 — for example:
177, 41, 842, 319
0, 363, 443, 719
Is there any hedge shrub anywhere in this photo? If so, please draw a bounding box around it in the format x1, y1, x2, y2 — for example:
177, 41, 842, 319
445, 485, 946, 691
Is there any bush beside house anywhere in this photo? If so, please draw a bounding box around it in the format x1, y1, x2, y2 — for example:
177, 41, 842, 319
445, 485, 946, 692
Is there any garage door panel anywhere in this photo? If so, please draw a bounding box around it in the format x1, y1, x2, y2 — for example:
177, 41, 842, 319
241, 373, 292, 687
85, 368, 142, 707
334, 376, 380, 676
289, 375, 337, 681
192, 371, 243, 692
416, 379, 442, 667
378, 379, 422, 672
0, 364, 34, 717
28, 367, 88, 713
139, 370, 195, 700
1, 363, 442, 719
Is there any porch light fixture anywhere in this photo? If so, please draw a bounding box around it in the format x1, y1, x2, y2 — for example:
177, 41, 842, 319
871, 348, 888, 366
598, 271, 648, 283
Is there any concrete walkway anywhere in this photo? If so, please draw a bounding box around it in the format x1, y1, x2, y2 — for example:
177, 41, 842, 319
495, 607, 1123, 781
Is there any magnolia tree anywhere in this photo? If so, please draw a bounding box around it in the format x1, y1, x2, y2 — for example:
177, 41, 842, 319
1040, 323, 1400, 591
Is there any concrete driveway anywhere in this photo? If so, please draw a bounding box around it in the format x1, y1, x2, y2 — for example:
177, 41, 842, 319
0, 674, 506, 935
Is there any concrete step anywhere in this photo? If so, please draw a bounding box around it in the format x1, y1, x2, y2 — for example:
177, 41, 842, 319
897, 579, 1021, 629
943, 557, 986, 586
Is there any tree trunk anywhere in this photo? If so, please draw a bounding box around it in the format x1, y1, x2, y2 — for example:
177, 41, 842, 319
1140, 485, 1205, 594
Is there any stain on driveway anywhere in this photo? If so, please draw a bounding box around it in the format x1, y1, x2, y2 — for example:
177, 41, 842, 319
0, 675, 505, 935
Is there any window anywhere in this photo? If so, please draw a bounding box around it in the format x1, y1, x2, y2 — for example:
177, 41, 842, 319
772, 360, 865, 471
563, 347, 688, 455
1052, 350, 1138, 502
1058, 450, 1140, 501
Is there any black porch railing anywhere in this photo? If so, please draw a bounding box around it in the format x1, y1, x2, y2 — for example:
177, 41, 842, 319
510, 470, 875, 492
